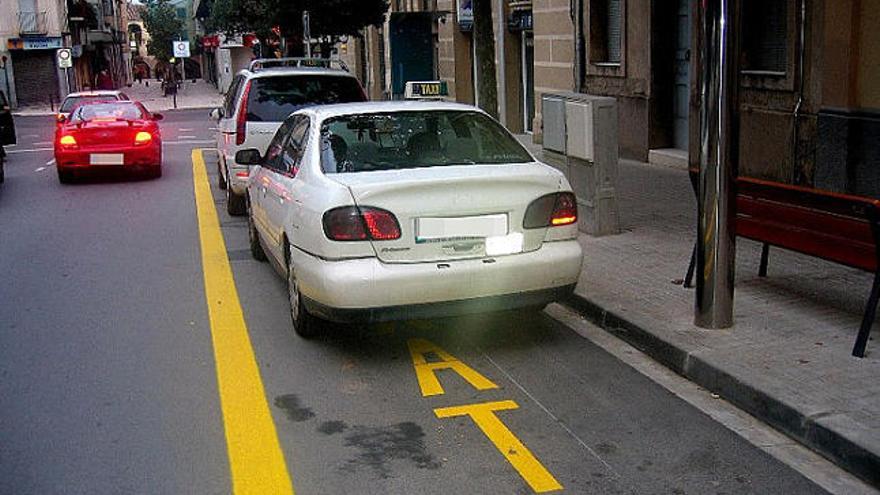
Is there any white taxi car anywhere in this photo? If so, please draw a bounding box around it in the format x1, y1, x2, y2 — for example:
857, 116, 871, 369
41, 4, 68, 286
240, 100, 583, 337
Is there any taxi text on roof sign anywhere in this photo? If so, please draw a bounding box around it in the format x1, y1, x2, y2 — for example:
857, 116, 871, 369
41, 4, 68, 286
405, 81, 449, 100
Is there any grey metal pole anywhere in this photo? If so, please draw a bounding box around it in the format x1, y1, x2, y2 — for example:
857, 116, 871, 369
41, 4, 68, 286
695, 0, 740, 328
303, 11, 312, 58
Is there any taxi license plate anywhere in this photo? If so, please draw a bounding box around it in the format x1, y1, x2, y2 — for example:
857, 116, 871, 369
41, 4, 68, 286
416, 214, 508, 242
90, 153, 124, 165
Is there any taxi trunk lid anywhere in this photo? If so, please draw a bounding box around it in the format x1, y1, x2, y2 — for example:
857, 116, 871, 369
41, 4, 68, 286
330, 163, 565, 263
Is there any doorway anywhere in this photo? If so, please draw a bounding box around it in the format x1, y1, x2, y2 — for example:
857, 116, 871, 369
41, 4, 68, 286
672, 0, 691, 150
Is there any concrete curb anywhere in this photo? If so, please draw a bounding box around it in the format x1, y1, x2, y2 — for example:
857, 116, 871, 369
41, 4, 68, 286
562, 292, 880, 489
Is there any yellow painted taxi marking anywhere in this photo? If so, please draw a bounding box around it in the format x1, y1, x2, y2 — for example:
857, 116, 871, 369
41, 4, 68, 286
192, 149, 295, 495
407, 338, 499, 396
435, 400, 563, 493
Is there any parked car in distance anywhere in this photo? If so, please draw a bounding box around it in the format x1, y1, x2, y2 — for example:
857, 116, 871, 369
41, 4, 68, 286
242, 100, 583, 338
212, 58, 367, 216
54, 101, 163, 183
0, 90, 15, 183
57, 90, 130, 123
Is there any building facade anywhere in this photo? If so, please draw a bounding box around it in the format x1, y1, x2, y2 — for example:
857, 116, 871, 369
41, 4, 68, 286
0, 0, 130, 108
345, 0, 878, 196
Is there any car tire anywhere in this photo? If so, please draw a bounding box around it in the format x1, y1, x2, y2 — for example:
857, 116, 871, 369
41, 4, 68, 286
248, 200, 267, 262
150, 166, 162, 179
218, 161, 227, 190
226, 186, 246, 216
288, 254, 321, 339
58, 169, 74, 184
0, 156, 4, 183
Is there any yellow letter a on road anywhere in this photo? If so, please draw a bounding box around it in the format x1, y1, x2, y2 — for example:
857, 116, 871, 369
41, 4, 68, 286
407, 338, 498, 397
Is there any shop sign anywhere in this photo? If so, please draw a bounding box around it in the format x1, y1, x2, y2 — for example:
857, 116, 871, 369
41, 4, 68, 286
7, 37, 63, 50
202, 35, 220, 49
508, 10, 533, 32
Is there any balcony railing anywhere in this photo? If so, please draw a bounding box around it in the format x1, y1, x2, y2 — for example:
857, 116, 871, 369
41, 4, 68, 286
18, 11, 48, 35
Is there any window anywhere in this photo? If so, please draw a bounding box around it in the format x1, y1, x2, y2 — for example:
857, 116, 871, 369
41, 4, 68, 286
245, 75, 366, 123
263, 118, 296, 172
319, 111, 533, 174
279, 117, 310, 176
742, 0, 788, 74
589, 0, 623, 64
60, 95, 120, 113
223, 76, 243, 117
72, 103, 144, 122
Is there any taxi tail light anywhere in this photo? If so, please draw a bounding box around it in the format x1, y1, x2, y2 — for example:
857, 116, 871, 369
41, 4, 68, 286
523, 192, 578, 228
134, 131, 153, 145
58, 134, 77, 148
323, 206, 401, 241
235, 81, 252, 146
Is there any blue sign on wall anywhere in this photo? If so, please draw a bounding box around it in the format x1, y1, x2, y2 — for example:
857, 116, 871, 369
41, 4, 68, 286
7, 37, 63, 50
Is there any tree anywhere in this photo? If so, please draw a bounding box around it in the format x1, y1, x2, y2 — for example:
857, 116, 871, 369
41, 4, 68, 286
142, 0, 185, 63
472, 0, 498, 119
207, 0, 388, 55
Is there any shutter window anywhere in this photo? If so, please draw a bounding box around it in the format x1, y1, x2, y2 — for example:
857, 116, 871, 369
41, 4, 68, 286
742, 0, 788, 73
606, 0, 622, 63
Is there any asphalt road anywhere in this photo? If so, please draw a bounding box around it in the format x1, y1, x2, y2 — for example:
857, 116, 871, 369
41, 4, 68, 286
0, 110, 829, 494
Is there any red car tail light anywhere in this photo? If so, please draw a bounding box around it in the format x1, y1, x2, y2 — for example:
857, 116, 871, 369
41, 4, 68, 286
58, 134, 77, 148
323, 206, 401, 242
523, 192, 578, 228
550, 192, 578, 226
134, 131, 153, 145
235, 81, 252, 146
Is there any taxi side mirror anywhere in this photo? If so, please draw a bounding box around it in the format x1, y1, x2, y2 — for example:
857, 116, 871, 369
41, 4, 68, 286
56, 114, 66, 124
152, 113, 164, 121
235, 148, 262, 165
209, 107, 223, 120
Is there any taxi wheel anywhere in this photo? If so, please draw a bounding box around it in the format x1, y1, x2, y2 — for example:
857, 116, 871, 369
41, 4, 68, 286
247, 201, 267, 262
218, 162, 227, 190
226, 187, 246, 216
150, 166, 162, 179
288, 256, 321, 338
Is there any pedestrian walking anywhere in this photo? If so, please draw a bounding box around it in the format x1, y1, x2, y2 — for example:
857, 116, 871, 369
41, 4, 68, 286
96, 69, 113, 90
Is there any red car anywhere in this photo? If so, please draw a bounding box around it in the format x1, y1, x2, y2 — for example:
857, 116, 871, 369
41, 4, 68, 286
54, 101, 163, 183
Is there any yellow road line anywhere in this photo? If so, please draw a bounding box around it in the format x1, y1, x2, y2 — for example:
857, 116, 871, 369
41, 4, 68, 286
435, 400, 563, 493
407, 338, 499, 396
192, 149, 295, 495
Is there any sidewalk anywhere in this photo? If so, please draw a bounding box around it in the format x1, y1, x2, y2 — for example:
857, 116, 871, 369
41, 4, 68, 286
12, 79, 223, 116
518, 136, 880, 488
125, 78, 223, 112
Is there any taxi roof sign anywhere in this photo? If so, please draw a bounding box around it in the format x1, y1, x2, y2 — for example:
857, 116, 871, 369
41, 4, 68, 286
405, 81, 449, 100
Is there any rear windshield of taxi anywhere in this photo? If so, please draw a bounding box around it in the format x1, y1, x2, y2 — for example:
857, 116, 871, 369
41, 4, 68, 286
61, 95, 121, 113
71, 103, 144, 122
245, 75, 365, 122
320, 111, 534, 174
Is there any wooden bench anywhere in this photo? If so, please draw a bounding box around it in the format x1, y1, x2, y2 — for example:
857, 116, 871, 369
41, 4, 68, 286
683, 169, 880, 357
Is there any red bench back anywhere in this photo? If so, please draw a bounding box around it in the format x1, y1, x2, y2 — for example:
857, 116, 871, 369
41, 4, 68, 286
689, 170, 880, 272
737, 178, 880, 272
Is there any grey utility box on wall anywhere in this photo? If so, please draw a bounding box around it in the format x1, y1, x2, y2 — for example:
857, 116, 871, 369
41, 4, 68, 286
541, 92, 619, 236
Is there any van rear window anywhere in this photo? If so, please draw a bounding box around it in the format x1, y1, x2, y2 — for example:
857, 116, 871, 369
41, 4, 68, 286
245, 75, 366, 122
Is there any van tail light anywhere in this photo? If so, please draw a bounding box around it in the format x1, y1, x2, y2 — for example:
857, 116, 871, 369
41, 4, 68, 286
134, 131, 153, 145
323, 206, 401, 241
58, 134, 77, 148
523, 192, 578, 229
235, 81, 251, 146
